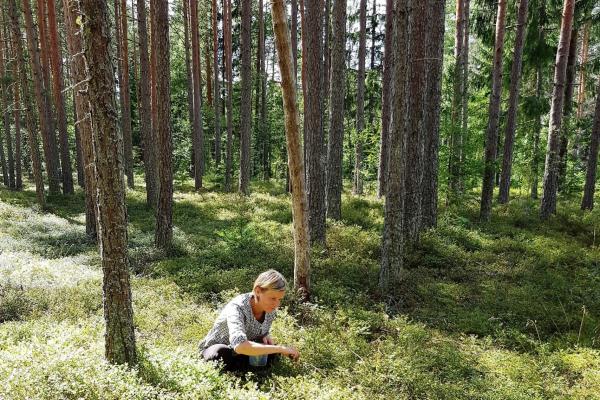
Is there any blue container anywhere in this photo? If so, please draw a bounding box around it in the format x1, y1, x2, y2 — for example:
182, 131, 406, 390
249, 354, 268, 367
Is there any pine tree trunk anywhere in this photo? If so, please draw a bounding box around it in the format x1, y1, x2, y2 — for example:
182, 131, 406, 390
212, 0, 222, 165
531, 66, 543, 200
380, 0, 409, 296
8, 0, 45, 207
557, 27, 577, 191
576, 22, 590, 121
291, 0, 298, 78
270, 0, 311, 300
459, 0, 470, 183
254, 0, 264, 177
239, 0, 252, 195
479, 0, 507, 222
152, 0, 173, 251
118, 0, 134, 189
182, 0, 195, 147
81, 0, 136, 366
47, 0, 74, 194
64, 0, 97, 238
205, 37, 213, 108
581, 77, 600, 210
189, 0, 204, 189
353, 0, 367, 196
498, 0, 529, 204
259, 0, 269, 180
224, 0, 234, 191
421, 0, 446, 229
12, 43, 23, 191
305, 0, 325, 244
0, 26, 15, 189
22, 0, 61, 194
321, 0, 331, 130
74, 101, 84, 189
138, 0, 157, 208
326, 0, 346, 220
377, 0, 393, 198
540, 0, 574, 219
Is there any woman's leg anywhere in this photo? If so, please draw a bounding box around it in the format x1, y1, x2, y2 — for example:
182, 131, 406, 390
201, 344, 248, 371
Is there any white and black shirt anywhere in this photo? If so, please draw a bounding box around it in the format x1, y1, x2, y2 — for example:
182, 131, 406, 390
199, 293, 277, 351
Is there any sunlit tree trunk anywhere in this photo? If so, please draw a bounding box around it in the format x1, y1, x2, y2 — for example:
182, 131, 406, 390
81, 0, 137, 366
540, 0, 574, 219
498, 0, 528, 204
270, 0, 311, 300
353, 0, 367, 196
239, 0, 252, 195
581, 77, 600, 211
480, 0, 507, 222
377, 0, 393, 198
557, 27, 577, 191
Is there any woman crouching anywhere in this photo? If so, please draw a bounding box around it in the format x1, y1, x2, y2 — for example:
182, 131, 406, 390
199, 269, 300, 371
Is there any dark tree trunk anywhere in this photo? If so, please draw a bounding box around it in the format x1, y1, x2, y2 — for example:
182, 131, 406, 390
353, 0, 367, 196
322, 0, 331, 129
380, 0, 409, 296
212, 0, 222, 165
182, 0, 195, 149
11, 42, 23, 191
581, 77, 600, 210
47, 0, 74, 194
304, 0, 325, 245
270, 0, 311, 299
540, 0, 574, 219
326, 0, 346, 220
64, 0, 98, 239
0, 25, 15, 189
9, 0, 45, 207
531, 66, 543, 200
22, 0, 61, 194
498, 0, 529, 204
205, 37, 213, 108
81, 0, 137, 366
421, 0, 446, 229
377, 0, 393, 198
190, 0, 204, 189
151, 0, 173, 250
460, 0, 470, 180
239, 0, 252, 195
480, 0, 507, 222
224, 0, 234, 191
74, 101, 84, 189
291, 0, 298, 78
138, 0, 157, 208
118, 0, 134, 189
576, 22, 590, 121
260, 1, 269, 179
557, 27, 578, 191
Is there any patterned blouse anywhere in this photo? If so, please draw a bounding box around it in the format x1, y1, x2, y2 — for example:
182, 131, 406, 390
199, 293, 277, 351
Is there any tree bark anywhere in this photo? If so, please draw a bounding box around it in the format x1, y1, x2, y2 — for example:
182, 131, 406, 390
189, 0, 204, 189
479, 0, 507, 222
8, 0, 45, 207
498, 0, 529, 204
581, 76, 600, 210
380, 0, 409, 296
377, 0, 393, 198
22, 0, 61, 194
270, 0, 311, 300
151, 0, 173, 251
576, 22, 590, 120
212, 0, 222, 165
11, 39, 23, 191
421, 0, 446, 229
291, 0, 298, 78
0, 24, 15, 189
47, 0, 74, 194
81, 0, 137, 366
540, 0, 574, 219
353, 0, 367, 196
138, 0, 156, 208
322, 0, 331, 130
304, 0, 325, 245
531, 66, 543, 200
326, 0, 346, 220
239, 0, 252, 195
557, 27, 577, 191
182, 0, 195, 150
118, 0, 134, 189
224, 0, 234, 191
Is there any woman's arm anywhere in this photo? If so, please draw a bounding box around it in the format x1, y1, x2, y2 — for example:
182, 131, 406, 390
234, 340, 299, 359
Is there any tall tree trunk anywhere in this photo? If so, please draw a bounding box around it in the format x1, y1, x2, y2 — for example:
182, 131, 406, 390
152, 0, 173, 250
353, 0, 367, 196
190, 0, 204, 189
205, 37, 213, 108
47, 0, 74, 194
254, 0, 265, 177
540, 0, 574, 219
0, 25, 15, 189
576, 22, 590, 120
8, 0, 45, 207
581, 76, 600, 210
402, 0, 428, 241
531, 66, 543, 200
239, 0, 252, 195
460, 0, 470, 183
74, 100, 84, 188
212, 0, 222, 165
270, 0, 311, 300
479, 0, 507, 222
498, 0, 529, 204
321, 0, 331, 129
118, 0, 134, 189
380, 0, 409, 296
224, 0, 234, 191
63, 0, 97, 238
291, 0, 298, 79
304, 0, 325, 244
326, 0, 346, 220
182, 0, 195, 152
12, 41, 23, 191
377, 0, 393, 198
81, 0, 136, 366
557, 27, 577, 191
421, 0, 446, 229
259, 0, 269, 179
138, 0, 156, 208
22, 0, 61, 194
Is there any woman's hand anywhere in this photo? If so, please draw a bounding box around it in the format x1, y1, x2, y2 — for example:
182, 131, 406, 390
262, 335, 274, 345
279, 346, 300, 361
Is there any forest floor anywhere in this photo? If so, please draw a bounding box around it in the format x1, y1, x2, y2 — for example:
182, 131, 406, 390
0, 178, 599, 399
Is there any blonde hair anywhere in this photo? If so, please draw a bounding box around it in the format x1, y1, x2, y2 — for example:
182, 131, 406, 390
253, 269, 287, 292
